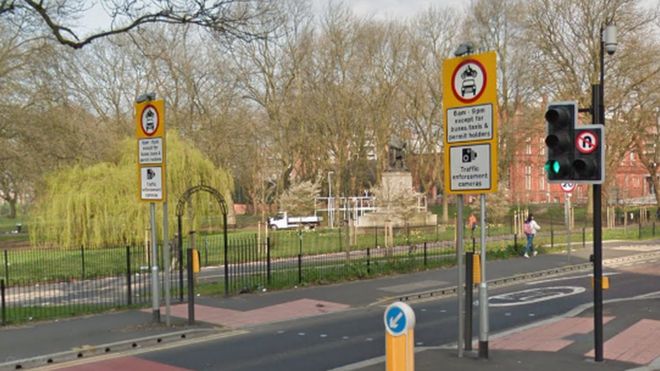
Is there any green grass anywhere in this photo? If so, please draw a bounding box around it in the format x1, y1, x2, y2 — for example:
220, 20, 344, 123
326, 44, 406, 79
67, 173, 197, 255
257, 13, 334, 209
0, 304, 147, 325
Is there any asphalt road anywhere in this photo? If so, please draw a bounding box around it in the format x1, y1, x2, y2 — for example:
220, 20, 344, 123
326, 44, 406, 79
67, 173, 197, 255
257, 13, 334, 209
129, 259, 660, 371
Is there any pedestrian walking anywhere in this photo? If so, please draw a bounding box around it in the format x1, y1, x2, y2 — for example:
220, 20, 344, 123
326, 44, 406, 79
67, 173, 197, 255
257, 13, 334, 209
467, 213, 478, 238
523, 214, 541, 258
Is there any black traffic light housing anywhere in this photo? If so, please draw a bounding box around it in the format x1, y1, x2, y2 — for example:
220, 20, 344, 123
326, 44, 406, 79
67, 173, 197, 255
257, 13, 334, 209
544, 101, 605, 184
545, 102, 577, 181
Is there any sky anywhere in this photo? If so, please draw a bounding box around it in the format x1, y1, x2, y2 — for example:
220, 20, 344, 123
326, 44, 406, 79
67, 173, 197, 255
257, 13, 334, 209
79, 0, 468, 34
320, 0, 467, 20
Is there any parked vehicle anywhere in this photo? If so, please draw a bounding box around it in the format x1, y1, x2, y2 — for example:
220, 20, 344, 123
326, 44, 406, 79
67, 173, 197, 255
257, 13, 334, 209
268, 212, 322, 230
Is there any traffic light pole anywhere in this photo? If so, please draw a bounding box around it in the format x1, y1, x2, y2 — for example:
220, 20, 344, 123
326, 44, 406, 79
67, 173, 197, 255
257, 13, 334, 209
592, 83, 603, 362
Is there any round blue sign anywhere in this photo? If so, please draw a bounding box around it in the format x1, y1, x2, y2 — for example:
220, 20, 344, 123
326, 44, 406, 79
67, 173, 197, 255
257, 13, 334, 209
384, 302, 415, 336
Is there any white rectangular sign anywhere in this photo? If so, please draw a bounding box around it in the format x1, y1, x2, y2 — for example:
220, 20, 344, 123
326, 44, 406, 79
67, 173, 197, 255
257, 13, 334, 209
447, 104, 493, 143
140, 166, 163, 200
138, 138, 163, 164
449, 144, 492, 191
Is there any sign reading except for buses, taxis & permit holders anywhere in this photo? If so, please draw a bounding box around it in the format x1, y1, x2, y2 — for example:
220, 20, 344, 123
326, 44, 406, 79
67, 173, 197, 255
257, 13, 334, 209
135, 100, 166, 202
443, 51, 498, 195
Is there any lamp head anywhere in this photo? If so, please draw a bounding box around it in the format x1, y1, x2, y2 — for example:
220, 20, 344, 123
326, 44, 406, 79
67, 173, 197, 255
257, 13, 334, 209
603, 24, 617, 55
136, 92, 156, 103
454, 42, 475, 57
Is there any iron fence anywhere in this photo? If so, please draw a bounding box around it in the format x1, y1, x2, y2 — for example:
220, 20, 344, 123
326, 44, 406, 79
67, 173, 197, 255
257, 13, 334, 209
2, 220, 658, 326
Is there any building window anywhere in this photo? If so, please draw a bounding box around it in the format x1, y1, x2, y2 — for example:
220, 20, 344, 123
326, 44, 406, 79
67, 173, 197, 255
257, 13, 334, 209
525, 166, 532, 190
525, 142, 532, 155
539, 174, 546, 191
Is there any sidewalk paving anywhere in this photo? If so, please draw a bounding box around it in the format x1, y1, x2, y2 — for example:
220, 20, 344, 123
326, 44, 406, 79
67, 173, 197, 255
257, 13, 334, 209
341, 297, 660, 371
1, 239, 660, 370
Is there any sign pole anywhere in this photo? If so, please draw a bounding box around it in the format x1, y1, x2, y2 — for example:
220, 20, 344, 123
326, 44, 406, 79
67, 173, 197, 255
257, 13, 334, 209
565, 193, 572, 264
478, 194, 489, 358
163, 201, 171, 326
592, 83, 604, 361
456, 195, 465, 357
150, 202, 160, 322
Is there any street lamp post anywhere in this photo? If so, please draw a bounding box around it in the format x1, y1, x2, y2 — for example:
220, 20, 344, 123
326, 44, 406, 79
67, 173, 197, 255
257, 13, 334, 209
593, 22, 616, 363
328, 171, 334, 228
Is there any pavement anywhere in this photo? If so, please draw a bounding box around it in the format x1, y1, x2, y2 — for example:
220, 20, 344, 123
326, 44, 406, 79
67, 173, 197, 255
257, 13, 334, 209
1, 239, 660, 370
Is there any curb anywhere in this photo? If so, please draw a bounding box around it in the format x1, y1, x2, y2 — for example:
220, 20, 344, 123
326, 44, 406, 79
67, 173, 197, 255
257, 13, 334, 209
0, 328, 220, 370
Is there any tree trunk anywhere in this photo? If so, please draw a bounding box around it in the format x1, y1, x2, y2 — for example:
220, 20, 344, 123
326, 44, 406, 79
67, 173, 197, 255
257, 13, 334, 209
8, 199, 17, 219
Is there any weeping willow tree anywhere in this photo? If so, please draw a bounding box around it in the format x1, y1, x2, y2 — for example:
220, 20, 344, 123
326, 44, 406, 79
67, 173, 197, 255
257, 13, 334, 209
30, 132, 234, 248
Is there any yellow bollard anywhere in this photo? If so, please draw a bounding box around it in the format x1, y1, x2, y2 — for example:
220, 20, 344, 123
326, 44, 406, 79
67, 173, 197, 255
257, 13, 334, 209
192, 249, 200, 273
591, 276, 610, 290
473, 253, 481, 284
384, 302, 416, 371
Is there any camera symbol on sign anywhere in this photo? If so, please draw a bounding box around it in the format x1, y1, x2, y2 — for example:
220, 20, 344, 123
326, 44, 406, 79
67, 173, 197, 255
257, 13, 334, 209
146, 168, 156, 180
462, 148, 478, 163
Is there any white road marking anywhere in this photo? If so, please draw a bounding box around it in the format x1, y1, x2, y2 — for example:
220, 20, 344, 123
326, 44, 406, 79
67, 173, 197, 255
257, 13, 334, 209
490, 286, 586, 307
527, 272, 619, 285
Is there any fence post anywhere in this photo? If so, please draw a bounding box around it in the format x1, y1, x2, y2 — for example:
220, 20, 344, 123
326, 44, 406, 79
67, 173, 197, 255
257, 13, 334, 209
1, 279, 5, 326
126, 246, 132, 306
187, 248, 195, 325
550, 226, 554, 249
639, 219, 642, 239
374, 227, 378, 249
367, 247, 371, 274
298, 254, 303, 284
423, 242, 428, 266
653, 222, 656, 237
514, 234, 518, 253
266, 237, 272, 285
80, 245, 86, 280
3, 250, 8, 284
582, 227, 586, 249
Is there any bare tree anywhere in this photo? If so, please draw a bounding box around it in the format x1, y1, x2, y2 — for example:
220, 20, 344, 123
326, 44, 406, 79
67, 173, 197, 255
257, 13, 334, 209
522, 0, 659, 209
404, 6, 461, 223
1, 0, 278, 49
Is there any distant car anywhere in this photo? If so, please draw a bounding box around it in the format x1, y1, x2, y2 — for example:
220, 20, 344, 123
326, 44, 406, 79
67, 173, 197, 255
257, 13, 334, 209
461, 79, 476, 96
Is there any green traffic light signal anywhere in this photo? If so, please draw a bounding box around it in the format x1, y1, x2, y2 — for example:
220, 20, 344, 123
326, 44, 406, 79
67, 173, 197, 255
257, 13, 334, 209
544, 160, 561, 174
552, 160, 561, 174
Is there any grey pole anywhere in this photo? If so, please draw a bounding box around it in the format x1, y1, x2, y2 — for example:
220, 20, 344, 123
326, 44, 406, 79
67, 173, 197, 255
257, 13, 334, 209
150, 202, 160, 322
565, 194, 572, 264
163, 201, 171, 326
456, 195, 465, 357
478, 194, 489, 358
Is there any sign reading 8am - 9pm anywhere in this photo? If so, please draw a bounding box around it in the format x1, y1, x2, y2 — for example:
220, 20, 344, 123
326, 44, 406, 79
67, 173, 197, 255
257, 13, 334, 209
447, 104, 493, 143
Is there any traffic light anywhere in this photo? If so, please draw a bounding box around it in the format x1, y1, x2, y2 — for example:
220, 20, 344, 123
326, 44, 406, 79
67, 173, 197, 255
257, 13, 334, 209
544, 102, 577, 181
573, 126, 604, 183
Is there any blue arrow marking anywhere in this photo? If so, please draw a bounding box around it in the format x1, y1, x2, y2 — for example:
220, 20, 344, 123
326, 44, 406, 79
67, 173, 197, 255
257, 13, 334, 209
386, 306, 407, 335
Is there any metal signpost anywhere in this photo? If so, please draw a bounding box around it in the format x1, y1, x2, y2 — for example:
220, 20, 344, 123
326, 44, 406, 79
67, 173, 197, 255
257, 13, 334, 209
561, 182, 576, 263
135, 95, 168, 323
384, 302, 416, 371
443, 50, 497, 359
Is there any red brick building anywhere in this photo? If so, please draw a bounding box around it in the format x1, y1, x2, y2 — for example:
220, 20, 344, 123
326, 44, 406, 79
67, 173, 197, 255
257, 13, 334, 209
507, 134, 652, 205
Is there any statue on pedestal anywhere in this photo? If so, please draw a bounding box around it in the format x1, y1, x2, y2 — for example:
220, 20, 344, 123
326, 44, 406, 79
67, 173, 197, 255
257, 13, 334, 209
388, 136, 407, 171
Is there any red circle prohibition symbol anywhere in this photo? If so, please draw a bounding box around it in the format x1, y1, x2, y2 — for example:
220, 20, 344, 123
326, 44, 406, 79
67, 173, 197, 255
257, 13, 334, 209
576, 131, 597, 154
451, 59, 487, 104
140, 104, 159, 137
561, 182, 576, 193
